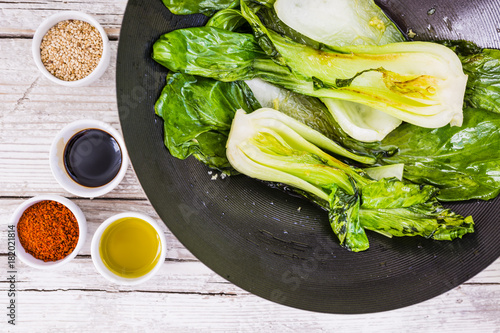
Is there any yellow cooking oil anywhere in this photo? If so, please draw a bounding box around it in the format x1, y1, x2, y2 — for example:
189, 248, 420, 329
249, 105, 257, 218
99, 217, 161, 278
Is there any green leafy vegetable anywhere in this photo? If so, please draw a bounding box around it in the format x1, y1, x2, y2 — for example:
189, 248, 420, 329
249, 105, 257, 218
162, 0, 240, 16
444, 40, 500, 114
266, 0, 404, 141
377, 108, 500, 201
360, 199, 474, 241
150, 0, 500, 253
153, 13, 468, 131
273, 0, 404, 47
364, 164, 404, 181
243, 78, 351, 142
155, 72, 261, 173
324, 107, 500, 201
206, 8, 248, 31
226, 108, 474, 251
240, 3, 468, 129
152, 27, 270, 81
328, 185, 368, 251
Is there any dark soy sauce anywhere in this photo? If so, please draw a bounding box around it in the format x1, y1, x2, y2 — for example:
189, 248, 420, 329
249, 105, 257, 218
64, 129, 122, 188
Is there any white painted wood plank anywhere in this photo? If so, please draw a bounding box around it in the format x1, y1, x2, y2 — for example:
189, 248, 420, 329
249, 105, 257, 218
1, 252, 498, 295
2, 285, 500, 332
0, 38, 146, 198
0, 0, 127, 39
0, 258, 245, 295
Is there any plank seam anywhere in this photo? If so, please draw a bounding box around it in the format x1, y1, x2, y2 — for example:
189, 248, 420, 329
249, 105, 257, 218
0, 288, 243, 296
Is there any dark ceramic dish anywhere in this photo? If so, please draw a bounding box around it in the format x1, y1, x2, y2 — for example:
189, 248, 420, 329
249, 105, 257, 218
116, 0, 500, 313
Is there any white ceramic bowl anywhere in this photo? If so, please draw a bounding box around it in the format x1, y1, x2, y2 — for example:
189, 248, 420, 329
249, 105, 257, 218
32, 11, 110, 87
49, 119, 129, 198
91, 212, 167, 285
10, 195, 87, 269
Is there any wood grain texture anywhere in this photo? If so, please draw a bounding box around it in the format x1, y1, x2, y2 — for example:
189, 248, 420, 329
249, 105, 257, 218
0, 0, 127, 39
0, 38, 146, 198
1, 286, 500, 332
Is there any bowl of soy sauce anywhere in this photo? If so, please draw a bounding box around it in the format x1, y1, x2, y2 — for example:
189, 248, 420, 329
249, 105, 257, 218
50, 119, 129, 198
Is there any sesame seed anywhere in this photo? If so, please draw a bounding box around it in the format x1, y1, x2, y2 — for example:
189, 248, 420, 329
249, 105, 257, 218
40, 19, 103, 81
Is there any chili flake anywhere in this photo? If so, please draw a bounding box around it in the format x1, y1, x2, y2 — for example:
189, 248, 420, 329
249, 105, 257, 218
17, 200, 79, 262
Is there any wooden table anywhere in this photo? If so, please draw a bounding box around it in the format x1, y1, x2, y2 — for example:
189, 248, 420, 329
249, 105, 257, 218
1, 1, 499, 331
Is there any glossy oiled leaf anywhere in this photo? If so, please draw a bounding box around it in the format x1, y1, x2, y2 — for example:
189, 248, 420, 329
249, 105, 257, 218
206, 2, 263, 32
155, 72, 261, 173
358, 179, 473, 240
321, 107, 500, 202
152, 27, 269, 81
360, 200, 474, 241
244, 78, 333, 131
206, 8, 248, 31
328, 185, 369, 252
361, 178, 438, 209
445, 40, 500, 114
162, 0, 239, 16
378, 108, 500, 201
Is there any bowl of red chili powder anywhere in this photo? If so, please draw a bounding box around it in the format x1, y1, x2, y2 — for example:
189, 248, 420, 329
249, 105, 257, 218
10, 195, 87, 269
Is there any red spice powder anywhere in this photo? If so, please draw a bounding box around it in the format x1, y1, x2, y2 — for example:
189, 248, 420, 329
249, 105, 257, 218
17, 200, 79, 262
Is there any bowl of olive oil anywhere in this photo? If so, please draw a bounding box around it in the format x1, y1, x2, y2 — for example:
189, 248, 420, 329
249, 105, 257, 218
91, 212, 166, 285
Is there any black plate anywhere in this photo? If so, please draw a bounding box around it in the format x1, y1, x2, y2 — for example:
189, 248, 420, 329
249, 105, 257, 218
117, 0, 500, 313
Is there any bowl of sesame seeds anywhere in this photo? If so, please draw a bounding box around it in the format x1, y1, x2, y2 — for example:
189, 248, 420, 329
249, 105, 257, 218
32, 11, 110, 87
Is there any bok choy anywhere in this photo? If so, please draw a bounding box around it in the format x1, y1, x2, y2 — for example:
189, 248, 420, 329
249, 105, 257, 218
161, 0, 240, 16
273, 0, 404, 47
155, 72, 375, 174
244, 77, 500, 202
154, 72, 261, 173
155, 71, 500, 201
153, 22, 468, 131
271, 0, 404, 141
226, 108, 474, 251
241, 2, 468, 128
151, 0, 500, 251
